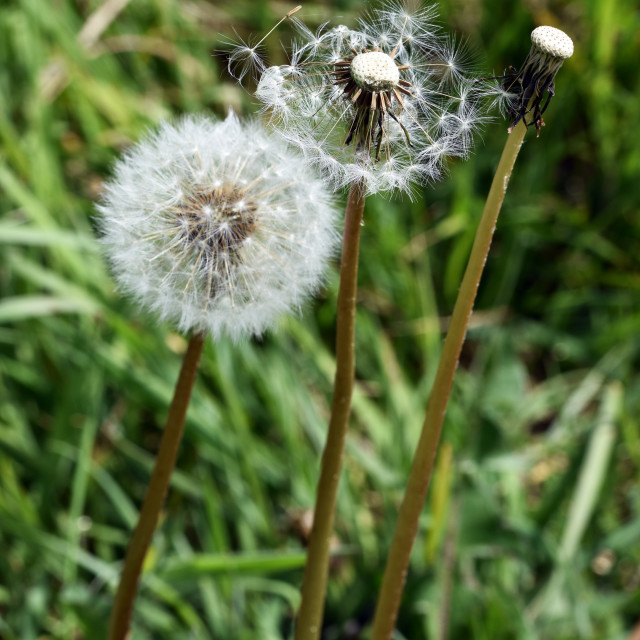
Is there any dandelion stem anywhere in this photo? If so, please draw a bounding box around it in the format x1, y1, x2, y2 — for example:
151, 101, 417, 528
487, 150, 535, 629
295, 180, 366, 640
107, 331, 206, 640
370, 119, 529, 640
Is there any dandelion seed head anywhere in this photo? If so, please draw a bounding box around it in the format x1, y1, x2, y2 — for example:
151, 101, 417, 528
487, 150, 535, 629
98, 112, 338, 340
249, 2, 485, 195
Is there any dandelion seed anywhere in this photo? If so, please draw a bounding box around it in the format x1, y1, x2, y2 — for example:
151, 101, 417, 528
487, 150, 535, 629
97, 112, 338, 340
224, 34, 267, 84
238, 2, 486, 195
224, 6, 302, 83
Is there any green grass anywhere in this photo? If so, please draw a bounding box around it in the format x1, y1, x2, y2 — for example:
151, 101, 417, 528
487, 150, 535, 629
1, 0, 639, 638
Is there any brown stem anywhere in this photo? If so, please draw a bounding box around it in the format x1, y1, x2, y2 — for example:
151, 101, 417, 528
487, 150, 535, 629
437, 495, 460, 640
107, 331, 206, 640
294, 180, 366, 640
628, 620, 640, 640
370, 120, 528, 640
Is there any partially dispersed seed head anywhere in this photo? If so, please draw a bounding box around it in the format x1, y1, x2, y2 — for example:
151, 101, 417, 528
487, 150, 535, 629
350, 51, 400, 92
250, 3, 486, 194
531, 26, 574, 60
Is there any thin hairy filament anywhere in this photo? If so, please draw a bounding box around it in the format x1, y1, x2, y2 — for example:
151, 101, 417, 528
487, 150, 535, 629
107, 332, 206, 640
294, 181, 367, 640
370, 118, 529, 640
309, 91, 346, 129
393, 14, 410, 51
149, 234, 187, 261
319, 100, 355, 145
254, 5, 301, 49
337, 31, 360, 57
401, 104, 436, 144
409, 62, 463, 69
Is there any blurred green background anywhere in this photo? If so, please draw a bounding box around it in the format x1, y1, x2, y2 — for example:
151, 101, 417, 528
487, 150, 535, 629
1, 0, 639, 638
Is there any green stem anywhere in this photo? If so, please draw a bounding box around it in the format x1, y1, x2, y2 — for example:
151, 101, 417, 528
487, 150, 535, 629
108, 331, 206, 640
370, 120, 528, 640
295, 180, 366, 640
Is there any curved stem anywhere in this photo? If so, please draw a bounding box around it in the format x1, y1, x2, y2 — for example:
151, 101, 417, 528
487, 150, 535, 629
294, 180, 366, 640
370, 121, 528, 640
108, 331, 206, 640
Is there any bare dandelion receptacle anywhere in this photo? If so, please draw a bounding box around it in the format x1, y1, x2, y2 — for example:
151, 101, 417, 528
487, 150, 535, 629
498, 26, 574, 135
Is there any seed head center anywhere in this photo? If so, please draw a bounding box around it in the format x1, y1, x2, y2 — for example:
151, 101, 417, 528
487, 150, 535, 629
177, 184, 257, 260
350, 51, 400, 93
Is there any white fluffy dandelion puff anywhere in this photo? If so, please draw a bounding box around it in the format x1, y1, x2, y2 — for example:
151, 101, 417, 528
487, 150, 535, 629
240, 2, 486, 195
97, 112, 338, 340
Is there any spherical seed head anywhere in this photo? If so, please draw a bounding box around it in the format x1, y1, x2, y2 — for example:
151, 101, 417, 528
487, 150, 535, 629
97, 113, 339, 340
531, 26, 574, 59
350, 51, 400, 92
